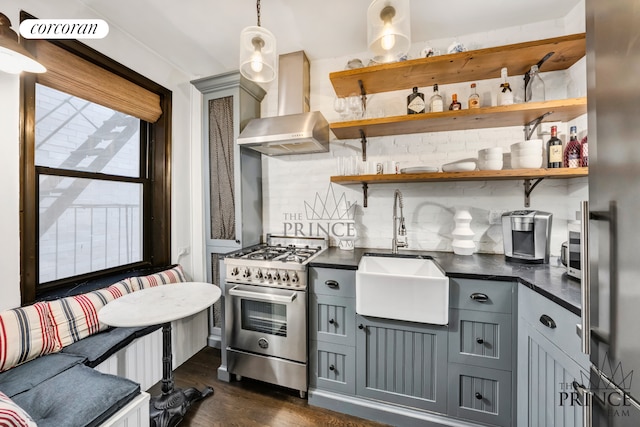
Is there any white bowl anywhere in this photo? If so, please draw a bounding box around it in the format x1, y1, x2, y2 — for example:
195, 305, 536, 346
442, 161, 477, 172
480, 152, 503, 160
478, 147, 503, 156
512, 139, 543, 150
478, 160, 503, 171
518, 155, 543, 168
514, 147, 542, 157
511, 156, 521, 169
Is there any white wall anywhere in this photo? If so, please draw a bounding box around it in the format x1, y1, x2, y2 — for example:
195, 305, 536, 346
0, 1, 199, 311
261, 3, 588, 257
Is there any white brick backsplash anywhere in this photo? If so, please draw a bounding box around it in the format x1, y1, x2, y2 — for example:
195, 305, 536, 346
261, 4, 588, 257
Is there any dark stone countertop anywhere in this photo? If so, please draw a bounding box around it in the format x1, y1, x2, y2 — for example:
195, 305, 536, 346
309, 247, 583, 316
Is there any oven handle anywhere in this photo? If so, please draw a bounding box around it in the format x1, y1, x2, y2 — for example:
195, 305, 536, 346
228, 286, 297, 303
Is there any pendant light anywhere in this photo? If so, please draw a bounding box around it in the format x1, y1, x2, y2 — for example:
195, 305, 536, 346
0, 13, 45, 74
239, 0, 276, 83
367, 0, 410, 64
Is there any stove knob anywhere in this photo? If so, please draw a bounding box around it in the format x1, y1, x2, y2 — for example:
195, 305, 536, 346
242, 268, 250, 278
265, 271, 273, 281
254, 269, 263, 280
282, 272, 290, 282
291, 272, 299, 283
230, 267, 239, 276
274, 271, 281, 281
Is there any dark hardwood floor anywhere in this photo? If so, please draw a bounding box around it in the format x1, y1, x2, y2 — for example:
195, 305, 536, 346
147, 347, 390, 427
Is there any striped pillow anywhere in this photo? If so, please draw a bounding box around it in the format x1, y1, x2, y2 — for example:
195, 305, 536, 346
0, 302, 60, 373
129, 265, 187, 291
0, 391, 37, 427
104, 279, 135, 299
47, 289, 116, 348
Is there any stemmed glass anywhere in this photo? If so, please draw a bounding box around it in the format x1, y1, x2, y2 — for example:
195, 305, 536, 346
347, 94, 363, 120
333, 97, 347, 121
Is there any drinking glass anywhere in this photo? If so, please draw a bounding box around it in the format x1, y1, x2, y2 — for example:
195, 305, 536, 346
347, 95, 363, 120
333, 97, 347, 121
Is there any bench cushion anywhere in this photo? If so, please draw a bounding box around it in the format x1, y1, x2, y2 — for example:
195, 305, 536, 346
61, 325, 161, 368
0, 302, 61, 372
0, 353, 86, 398
129, 265, 187, 291
0, 391, 37, 427
12, 364, 140, 427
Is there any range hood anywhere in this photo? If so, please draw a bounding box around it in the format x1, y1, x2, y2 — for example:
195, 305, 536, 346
237, 51, 330, 156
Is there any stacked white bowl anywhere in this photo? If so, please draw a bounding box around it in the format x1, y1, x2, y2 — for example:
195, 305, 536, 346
477, 147, 503, 170
511, 139, 543, 169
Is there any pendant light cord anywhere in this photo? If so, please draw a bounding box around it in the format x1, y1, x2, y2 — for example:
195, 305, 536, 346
256, 0, 261, 27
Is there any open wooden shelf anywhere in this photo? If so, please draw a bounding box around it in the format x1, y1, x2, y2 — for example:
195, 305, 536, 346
329, 33, 586, 97
330, 97, 587, 139
331, 167, 588, 185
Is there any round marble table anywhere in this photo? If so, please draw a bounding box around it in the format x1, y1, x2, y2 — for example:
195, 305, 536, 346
99, 282, 221, 427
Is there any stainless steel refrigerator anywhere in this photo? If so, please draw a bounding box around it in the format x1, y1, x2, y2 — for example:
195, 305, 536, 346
579, 0, 640, 425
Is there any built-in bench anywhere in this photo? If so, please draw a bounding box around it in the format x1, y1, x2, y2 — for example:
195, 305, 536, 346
0, 265, 208, 427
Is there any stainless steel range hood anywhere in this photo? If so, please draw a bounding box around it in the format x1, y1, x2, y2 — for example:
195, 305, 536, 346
237, 51, 330, 156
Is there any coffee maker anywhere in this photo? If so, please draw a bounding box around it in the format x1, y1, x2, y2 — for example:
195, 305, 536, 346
502, 210, 552, 263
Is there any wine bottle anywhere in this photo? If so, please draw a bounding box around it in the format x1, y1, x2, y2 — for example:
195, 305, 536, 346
407, 87, 425, 114
547, 125, 563, 168
564, 126, 581, 168
580, 135, 589, 167
429, 84, 444, 112
468, 83, 480, 109
449, 93, 462, 110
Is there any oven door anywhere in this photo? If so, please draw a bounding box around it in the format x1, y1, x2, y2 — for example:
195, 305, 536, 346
225, 284, 307, 362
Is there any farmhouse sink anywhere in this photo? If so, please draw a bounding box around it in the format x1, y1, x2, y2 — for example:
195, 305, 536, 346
356, 255, 449, 325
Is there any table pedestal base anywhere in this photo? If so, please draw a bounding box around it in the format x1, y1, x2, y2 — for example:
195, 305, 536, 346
150, 386, 214, 427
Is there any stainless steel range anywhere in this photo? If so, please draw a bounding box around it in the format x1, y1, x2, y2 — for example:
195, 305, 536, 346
224, 235, 327, 398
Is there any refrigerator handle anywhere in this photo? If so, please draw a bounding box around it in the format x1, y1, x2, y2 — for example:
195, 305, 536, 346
580, 200, 591, 355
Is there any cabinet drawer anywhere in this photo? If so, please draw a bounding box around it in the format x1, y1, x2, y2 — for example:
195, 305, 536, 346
449, 278, 514, 314
448, 309, 513, 370
309, 267, 355, 298
309, 294, 355, 346
448, 363, 512, 427
518, 285, 589, 368
309, 341, 355, 395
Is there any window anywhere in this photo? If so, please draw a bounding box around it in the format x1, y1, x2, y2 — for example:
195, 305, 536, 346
20, 20, 172, 303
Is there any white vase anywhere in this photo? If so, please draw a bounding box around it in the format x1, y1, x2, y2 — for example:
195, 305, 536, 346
452, 208, 475, 255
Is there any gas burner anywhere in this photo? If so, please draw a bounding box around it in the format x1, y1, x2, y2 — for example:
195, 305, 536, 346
247, 248, 287, 260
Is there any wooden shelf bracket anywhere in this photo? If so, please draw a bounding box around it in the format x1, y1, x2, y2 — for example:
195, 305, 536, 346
523, 178, 544, 207
362, 182, 369, 208
524, 111, 552, 140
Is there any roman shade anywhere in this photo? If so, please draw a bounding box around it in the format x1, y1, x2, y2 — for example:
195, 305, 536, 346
33, 41, 162, 123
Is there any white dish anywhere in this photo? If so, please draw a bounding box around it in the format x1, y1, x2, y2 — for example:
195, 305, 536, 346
518, 156, 543, 168
478, 160, 503, 171
442, 161, 477, 172
478, 147, 503, 155
480, 153, 503, 160
400, 166, 439, 174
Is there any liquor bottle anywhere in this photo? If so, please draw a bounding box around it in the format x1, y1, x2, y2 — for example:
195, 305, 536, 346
449, 93, 462, 110
498, 67, 514, 106
407, 87, 426, 114
564, 126, 582, 168
429, 84, 444, 112
547, 125, 563, 168
468, 83, 480, 109
580, 135, 589, 167
526, 64, 545, 102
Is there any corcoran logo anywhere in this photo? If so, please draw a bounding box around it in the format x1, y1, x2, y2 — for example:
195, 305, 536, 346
559, 353, 634, 418
282, 183, 356, 240
20, 19, 109, 39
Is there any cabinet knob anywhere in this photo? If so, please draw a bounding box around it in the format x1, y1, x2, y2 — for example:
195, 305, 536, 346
475, 392, 483, 400
325, 280, 339, 289
329, 318, 335, 325
358, 324, 365, 330
470, 293, 489, 303
476, 338, 484, 344
329, 364, 335, 371
539, 314, 557, 329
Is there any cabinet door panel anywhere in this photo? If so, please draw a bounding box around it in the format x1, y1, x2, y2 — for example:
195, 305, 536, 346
356, 315, 448, 414
450, 278, 514, 314
309, 294, 355, 346
449, 309, 512, 370
309, 267, 356, 298
309, 340, 355, 395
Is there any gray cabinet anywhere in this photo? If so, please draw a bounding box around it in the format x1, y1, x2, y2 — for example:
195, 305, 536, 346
517, 285, 589, 427
448, 278, 517, 426
355, 314, 449, 414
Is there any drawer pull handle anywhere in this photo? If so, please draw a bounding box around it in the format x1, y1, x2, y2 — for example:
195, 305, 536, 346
358, 324, 365, 330
325, 280, 339, 289
329, 364, 335, 371
470, 293, 489, 302
329, 318, 335, 325
475, 392, 483, 400
476, 338, 484, 344
539, 314, 557, 329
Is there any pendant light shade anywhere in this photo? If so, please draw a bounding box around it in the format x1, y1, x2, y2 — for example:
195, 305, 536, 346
239, 0, 276, 83
0, 13, 45, 74
367, 0, 410, 63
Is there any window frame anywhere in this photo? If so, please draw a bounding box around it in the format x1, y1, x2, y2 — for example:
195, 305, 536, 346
19, 12, 172, 304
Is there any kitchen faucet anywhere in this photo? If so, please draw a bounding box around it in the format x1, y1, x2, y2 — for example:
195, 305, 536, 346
392, 189, 407, 254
